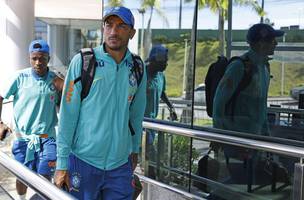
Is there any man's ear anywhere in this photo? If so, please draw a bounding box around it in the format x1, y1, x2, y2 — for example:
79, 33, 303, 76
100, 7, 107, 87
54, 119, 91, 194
47, 55, 50, 62
129, 29, 136, 40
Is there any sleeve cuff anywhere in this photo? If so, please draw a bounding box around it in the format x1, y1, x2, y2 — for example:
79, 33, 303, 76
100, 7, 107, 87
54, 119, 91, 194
56, 156, 68, 170
132, 144, 140, 153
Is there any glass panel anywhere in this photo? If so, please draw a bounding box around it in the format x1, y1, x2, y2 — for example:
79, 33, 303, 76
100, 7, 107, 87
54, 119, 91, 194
207, 0, 304, 141
140, 180, 206, 200
143, 129, 191, 190
142, 127, 301, 199
191, 139, 297, 200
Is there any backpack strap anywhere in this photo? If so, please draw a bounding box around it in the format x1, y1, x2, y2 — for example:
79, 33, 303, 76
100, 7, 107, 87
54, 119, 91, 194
205, 56, 229, 117
224, 56, 255, 120
131, 53, 144, 87
74, 48, 96, 101
128, 53, 144, 136
74, 50, 143, 136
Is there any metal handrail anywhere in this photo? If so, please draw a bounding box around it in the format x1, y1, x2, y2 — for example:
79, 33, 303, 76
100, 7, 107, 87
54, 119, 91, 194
0, 151, 76, 200
136, 174, 206, 200
231, 44, 304, 52
3, 100, 13, 105
267, 106, 304, 115
143, 121, 304, 158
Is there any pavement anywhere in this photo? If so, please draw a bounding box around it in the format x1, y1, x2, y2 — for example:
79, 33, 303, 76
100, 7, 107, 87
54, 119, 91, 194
0, 136, 37, 200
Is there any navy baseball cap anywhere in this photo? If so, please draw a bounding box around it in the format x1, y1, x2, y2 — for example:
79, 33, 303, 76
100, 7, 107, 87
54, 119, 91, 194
148, 45, 168, 62
102, 6, 135, 28
29, 40, 50, 54
247, 23, 284, 44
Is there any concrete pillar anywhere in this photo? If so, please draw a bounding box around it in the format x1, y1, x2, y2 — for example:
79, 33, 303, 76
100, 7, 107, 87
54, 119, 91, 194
68, 28, 82, 62
48, 24, 84, 68
0, 0, 34, 125
47, 24, 68, 67
0, 0, 34, 79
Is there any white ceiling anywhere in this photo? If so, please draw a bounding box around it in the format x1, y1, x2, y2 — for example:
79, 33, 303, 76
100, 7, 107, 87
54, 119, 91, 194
35, 0, 103, 28
35, 0, 102, 20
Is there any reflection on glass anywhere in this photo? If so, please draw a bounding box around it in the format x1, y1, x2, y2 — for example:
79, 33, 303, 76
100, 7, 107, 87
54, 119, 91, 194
192, 139, 296, 200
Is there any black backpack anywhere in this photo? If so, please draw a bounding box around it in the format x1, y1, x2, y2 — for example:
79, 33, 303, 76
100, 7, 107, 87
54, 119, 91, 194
74, 48, 144, 135
205, 56, 258, 118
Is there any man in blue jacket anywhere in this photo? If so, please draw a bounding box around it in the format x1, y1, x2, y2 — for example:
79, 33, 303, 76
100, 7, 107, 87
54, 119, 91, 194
54, 6, 146, 200
0, 39, 62, 200
213, 23, 284, 136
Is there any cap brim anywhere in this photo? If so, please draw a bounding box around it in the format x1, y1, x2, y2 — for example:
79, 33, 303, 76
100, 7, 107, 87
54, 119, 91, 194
102, 13, 131, 27
274, 30, 285, 37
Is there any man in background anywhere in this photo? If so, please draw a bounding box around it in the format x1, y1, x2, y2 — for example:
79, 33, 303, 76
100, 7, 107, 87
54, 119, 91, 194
144, 44, 177, 178
0, 39, 63, 200
213, 23, 284, 136
212, 23, 285, 186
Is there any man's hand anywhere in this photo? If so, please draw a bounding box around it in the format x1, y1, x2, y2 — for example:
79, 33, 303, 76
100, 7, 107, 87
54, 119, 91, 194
0, 121, 12, 141
130, 153, 138, 172
52, 76, 64, 93
169, 108, 178, 121
54, 170, 70, 191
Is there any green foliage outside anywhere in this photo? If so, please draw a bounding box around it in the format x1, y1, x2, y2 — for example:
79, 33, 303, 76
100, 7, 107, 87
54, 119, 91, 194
164, 41, 304, 97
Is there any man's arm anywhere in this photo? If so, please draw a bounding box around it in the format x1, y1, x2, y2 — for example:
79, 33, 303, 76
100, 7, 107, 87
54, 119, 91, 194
0, 96, 12, 140
129, 63, 147, 155
0, 72, 18, 121
54, 54, 82, 190
53, 76, 64, 109
212, 60, 244, 128
56, 54, 82, 170
161, 92, 177, 121
160, 91, 173, 110
0, 73, 18, 139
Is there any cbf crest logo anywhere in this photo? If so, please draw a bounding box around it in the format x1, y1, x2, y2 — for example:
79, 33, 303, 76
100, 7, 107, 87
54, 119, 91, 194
71, 172, 81, 192
50, 84, 56, 92
96, 60, 104, 68
49, 83, 56, 102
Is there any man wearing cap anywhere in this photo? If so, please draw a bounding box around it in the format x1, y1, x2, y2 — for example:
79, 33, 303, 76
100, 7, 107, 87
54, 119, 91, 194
144, 45, 177, 178
0, 39, 63, 200
54, 6, 146, 200
213, 23, 284, 135
145, 45, 177, 122
212, 23, 284, 185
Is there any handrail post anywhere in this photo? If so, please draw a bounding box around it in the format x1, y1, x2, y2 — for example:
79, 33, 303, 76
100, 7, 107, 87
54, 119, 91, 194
293, 158, 304, 200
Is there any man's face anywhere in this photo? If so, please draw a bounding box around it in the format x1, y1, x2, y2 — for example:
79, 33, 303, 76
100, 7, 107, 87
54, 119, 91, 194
103, 16, 135, 52
151, 53, 168, 72
148, 60, 168, 75
258, 37, 278, 56
30, 52, 49, 77
155, 58, 168, 72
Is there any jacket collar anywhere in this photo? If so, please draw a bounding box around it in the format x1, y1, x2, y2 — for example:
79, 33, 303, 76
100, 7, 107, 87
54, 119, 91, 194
95, 43, 131, 65
31, 68, 49, 80
247, 48, 271, 65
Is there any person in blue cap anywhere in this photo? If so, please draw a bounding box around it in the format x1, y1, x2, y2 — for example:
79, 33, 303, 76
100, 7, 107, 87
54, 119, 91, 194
54, 6, 146, 200
0, 39, 63, 200
144, 45, 177, 178
212, 23, 284, 184
213, 23, 284, 135
145, 45, 177, 122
